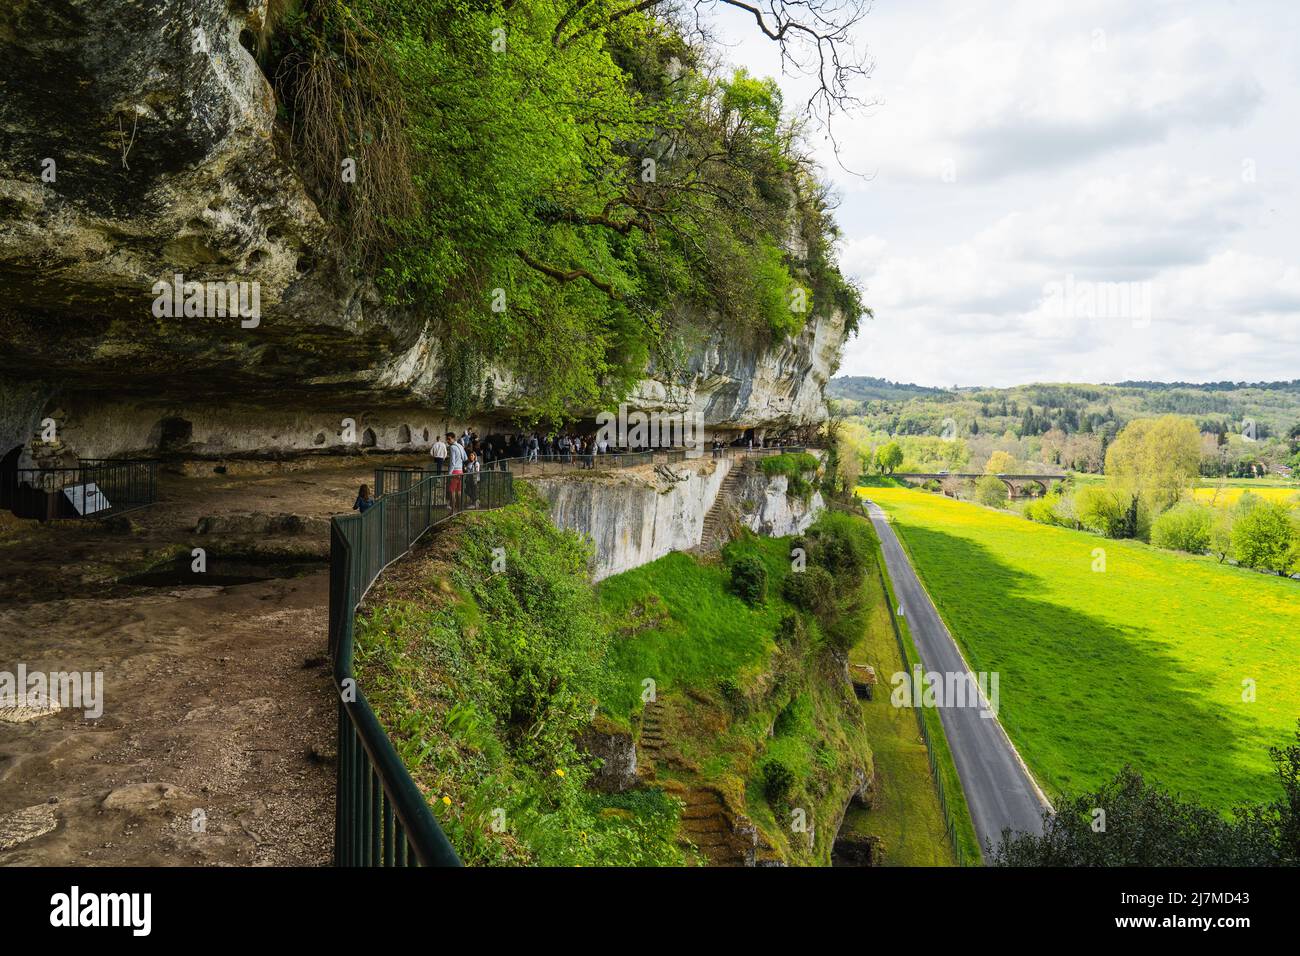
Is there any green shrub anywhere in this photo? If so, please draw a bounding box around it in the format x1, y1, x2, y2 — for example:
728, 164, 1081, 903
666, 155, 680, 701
759, 758, 796, 805
781, 566, 834, 614
1150, 502, 1213, 554
1232, 502, 1298, 576
824, 605, 866, 655
761, 452, 820, 479
729, 554, 768, 605
975, 474, 1010, 508
787, 473, 813, 501
718, 676, 746, 714
1023, 491, 1076, 528
1076, 485, 1139, 538
776, 612, 806, 646
813, 527, 868, 577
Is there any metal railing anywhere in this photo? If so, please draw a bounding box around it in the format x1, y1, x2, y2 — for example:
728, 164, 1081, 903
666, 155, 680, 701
331, 469, 514, 866
2, 458, 158, 520
487, 450, 653, 475
401, 445, 813, 479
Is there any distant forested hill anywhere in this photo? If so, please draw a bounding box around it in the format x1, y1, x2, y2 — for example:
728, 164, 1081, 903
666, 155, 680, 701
829, 378, 1300, 441
826, 376, 956, 402
830, 378, 1300, 477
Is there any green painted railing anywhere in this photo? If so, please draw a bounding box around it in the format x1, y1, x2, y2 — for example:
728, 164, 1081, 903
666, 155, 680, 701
330, 469, 514, 866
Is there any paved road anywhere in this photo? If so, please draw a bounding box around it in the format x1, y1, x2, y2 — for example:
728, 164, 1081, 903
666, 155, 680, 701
864, 500, 1047, 859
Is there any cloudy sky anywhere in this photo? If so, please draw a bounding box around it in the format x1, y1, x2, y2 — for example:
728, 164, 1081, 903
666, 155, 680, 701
711, 0, 1300, 387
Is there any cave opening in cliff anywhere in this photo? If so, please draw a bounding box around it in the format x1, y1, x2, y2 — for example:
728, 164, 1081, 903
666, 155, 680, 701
360, 427, 377, 448
153, 417, 193, 453
397, 424, 412, 444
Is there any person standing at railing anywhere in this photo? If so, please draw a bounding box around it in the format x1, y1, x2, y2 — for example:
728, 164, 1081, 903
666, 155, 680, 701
352, 484, 377, 514
528, 433, 539, 463
431, 435, 448, 475
446, 432, 467, 512
465, 451, 481, 508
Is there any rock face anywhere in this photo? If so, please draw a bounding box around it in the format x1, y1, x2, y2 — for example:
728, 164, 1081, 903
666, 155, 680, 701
734, 464, 825, 539
630, 308, 848, 432
532, 459, 734, 580
0, 0, 848, 462
576, 720, 638, 794
532, 456, 827, 579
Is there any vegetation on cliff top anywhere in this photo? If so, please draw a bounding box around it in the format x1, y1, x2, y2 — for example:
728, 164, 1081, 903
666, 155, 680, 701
269, 0, 867, 424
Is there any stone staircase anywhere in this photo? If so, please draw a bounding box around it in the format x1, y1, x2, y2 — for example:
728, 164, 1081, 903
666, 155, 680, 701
679, 788, 748, 866
638, 699, 668, 765
636, 698, 751, 866
698, 463, 747, 551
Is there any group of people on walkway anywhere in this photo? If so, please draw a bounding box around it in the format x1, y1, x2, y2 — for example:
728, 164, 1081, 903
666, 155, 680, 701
352, 426, 810, 515
429, 429, 615, 470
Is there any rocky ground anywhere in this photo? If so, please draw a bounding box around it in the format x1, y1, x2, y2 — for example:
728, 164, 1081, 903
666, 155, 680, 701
0, 454, 428, 866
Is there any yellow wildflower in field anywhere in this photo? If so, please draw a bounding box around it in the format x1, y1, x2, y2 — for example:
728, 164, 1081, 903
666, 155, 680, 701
856, 484, 1300, 811
1191, 486, 1298, 506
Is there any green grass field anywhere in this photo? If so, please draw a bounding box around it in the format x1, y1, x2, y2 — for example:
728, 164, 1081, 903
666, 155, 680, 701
860, 486, 1300, 812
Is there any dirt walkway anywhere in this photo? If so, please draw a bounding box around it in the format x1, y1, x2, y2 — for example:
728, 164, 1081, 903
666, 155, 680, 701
0, 455, 425, 866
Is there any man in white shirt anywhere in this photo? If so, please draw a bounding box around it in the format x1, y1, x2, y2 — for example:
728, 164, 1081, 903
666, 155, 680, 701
431, 435, 448, 474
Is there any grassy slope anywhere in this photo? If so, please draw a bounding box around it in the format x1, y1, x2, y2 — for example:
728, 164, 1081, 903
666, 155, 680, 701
354, 495, 686, 866
862, 486, 1300, 811
598, 532, 871, 865
597, 540, 792, 723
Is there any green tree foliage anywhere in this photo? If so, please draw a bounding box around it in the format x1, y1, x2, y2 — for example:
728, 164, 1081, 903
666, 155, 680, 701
984, 450, 1016, 475
1075, 485, 1135, 538
781, 565, 834, 614
1022, 491, 1078, 529
875, 441, 903, 474
1232, 502, 1299, 576
1105, 416, 1203, 518
271, 1, 865, 425
974, 475, 1010, 509
729, 554, 768, 606
1210, 507, 1236, 563
1150, 501, 1214, 554
994, 723, 1300, 866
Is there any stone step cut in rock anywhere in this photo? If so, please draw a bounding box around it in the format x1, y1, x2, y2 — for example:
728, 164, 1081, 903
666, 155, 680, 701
697, 466, 747, 551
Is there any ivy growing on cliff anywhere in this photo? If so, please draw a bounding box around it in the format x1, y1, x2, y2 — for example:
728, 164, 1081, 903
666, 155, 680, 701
270, 0, 866, 424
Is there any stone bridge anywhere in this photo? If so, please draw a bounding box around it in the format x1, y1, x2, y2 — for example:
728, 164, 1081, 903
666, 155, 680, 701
894, 473, 1066, 498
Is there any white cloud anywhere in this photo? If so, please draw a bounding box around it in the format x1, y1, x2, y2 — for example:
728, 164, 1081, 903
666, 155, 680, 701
730, 0, 1300, 385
